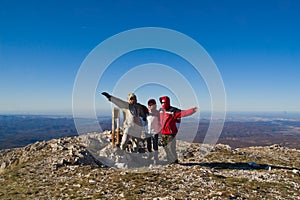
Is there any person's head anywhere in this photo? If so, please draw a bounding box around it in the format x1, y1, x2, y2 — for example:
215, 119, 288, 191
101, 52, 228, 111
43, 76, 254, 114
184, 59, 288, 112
159, 96, 170, 110
127, 93, 137, 104
148, 99, 157, 111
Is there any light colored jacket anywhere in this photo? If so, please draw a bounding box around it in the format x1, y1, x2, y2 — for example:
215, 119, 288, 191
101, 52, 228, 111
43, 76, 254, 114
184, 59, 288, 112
110, 96, 147, 136
147, 110, 161, 135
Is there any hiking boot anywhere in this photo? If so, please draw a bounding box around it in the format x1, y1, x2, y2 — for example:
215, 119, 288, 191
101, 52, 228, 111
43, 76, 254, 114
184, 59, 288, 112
170, 159, 179, 164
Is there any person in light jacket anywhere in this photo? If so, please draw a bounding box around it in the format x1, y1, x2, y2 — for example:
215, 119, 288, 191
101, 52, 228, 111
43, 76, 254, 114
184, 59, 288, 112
145, 99, 161, 162
159, 96, 198, 164
102, 92, 148, 151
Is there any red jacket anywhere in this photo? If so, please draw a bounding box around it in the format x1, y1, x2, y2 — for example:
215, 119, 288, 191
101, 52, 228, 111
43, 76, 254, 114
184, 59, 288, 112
159, 106, 195, 135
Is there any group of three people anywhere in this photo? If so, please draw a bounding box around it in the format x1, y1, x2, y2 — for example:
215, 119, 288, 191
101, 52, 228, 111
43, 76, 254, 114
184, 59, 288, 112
101, 92, 198, 164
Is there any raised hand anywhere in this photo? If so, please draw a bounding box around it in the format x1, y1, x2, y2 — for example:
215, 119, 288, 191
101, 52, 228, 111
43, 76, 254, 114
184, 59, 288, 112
101, 92, 111, 100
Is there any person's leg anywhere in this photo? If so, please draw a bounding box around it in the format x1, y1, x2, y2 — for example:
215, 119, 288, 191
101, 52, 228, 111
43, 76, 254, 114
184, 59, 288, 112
161, 134, 168, 147
162, 135, 169, 162
146, 136, 152, 152
162, 135, 177, 162
153, 134, 158, 151
168, 137, 178, 163
131, 136, 139, 153
131, 126, 143, 152
153, 134, 159, 161
120, 128, 129, 150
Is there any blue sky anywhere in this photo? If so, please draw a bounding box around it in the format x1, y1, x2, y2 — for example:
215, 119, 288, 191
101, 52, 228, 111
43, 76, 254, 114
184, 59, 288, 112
1, 0, 300, 115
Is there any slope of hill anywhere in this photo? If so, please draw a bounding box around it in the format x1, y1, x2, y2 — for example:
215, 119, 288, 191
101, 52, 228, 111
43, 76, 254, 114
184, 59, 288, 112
0, 132, 299, 199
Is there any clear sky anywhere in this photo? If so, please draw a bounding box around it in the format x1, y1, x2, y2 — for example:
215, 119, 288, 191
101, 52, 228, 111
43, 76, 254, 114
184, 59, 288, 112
1, 0, 300, 115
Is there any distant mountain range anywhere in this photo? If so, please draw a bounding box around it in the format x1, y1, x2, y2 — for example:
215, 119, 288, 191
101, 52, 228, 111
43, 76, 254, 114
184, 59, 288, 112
1, 113, 300, 150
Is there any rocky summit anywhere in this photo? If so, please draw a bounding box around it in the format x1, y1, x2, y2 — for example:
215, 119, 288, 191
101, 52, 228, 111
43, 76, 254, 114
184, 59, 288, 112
0, 132, 300, 199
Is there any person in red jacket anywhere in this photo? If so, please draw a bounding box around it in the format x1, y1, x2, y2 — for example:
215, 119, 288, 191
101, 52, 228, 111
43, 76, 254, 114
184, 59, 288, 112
159, 96, 198, 164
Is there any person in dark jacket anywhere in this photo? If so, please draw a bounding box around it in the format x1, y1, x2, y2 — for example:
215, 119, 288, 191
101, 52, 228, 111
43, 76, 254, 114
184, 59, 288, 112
102, 92, 148, 151
159, 96, 198, 163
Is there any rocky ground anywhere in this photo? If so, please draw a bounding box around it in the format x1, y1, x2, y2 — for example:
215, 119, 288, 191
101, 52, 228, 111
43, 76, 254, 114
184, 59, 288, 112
0, 132, 299, 199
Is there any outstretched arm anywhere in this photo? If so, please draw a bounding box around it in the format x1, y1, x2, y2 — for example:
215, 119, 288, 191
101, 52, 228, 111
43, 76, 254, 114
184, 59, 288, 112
175, 107, 198, 119
101, 92, 129, 109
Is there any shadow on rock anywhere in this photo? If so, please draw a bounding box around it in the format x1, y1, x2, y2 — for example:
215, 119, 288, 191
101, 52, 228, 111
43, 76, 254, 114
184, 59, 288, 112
180, 162, 300, 171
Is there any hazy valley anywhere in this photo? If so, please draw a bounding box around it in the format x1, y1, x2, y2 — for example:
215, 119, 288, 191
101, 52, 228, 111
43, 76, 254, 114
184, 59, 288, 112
1, 113, 300, 150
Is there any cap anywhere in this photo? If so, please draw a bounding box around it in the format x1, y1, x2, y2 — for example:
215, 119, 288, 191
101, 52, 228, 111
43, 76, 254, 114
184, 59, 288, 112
159, 96, 170, 104
148, 99, 156, 106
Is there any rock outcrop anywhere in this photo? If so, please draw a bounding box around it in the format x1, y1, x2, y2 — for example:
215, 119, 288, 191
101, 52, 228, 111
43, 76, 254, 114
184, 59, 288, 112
0, 132, 299, 199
